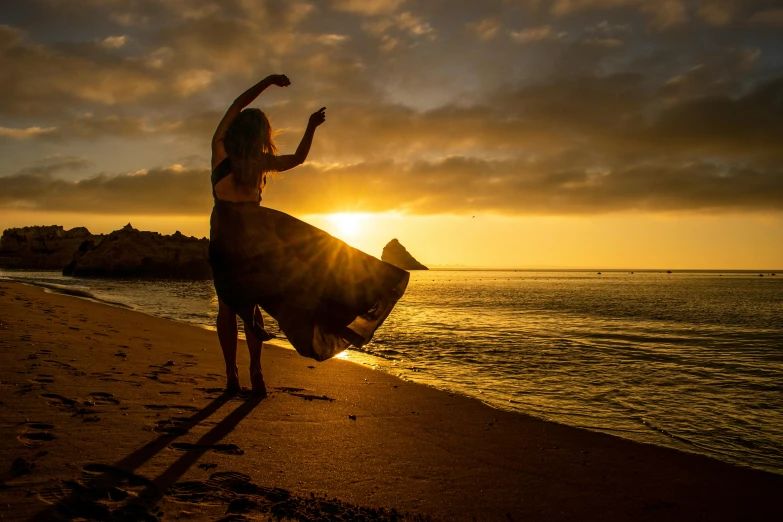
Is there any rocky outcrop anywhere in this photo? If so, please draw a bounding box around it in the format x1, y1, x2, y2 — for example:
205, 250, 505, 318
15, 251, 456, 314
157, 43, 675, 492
0, 225, 99, 269
381, 239, 428, 270
63, 224, 212, 280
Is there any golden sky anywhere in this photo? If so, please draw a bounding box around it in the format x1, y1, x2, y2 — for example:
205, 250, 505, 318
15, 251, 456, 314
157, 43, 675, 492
1, 0, 782, 268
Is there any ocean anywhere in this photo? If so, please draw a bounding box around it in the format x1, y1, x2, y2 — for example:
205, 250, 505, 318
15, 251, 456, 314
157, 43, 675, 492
2, 268, 781, 475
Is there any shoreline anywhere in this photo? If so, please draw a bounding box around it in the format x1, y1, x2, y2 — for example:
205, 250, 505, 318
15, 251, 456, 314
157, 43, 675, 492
1, 281, 782, 520
4, 273, 783, 476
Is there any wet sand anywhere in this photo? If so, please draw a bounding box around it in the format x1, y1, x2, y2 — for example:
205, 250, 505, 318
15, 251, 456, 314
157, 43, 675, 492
0, 281, 781, 521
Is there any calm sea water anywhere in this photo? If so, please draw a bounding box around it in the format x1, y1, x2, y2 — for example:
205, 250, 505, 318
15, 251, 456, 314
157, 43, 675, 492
3, 268, 782, 474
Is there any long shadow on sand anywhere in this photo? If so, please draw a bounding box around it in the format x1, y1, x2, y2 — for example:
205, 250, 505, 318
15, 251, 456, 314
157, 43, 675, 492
28, 393, 424, 521
28, 391, 259, 521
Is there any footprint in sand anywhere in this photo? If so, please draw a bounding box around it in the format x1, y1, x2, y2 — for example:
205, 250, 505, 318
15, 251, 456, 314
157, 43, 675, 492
166, 471, 418, 520
153, 418, 189, 436
41, 393, 77, 408
198, 387, 225, 395
20, 422, 55, 430
37, 464, 159, 520
274, 387, 336, 402
17, 383, 35, 395
171, 405, 199, 412
18, 422, 56, 447
144, 403, 198, 412
19, 432, 56, 443
89, 392, 120, 405
144, 364, 175, 382
10, 457, 35, 477
44, 359, 73, 369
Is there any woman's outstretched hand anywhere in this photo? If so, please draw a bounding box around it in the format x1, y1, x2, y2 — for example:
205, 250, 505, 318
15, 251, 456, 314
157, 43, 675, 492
309, 107, 326, 128
266, 74, 290, 87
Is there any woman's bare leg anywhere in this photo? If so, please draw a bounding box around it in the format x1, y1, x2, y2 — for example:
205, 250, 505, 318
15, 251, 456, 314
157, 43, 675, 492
244, 311, 266, 397
217, 299, 240, 392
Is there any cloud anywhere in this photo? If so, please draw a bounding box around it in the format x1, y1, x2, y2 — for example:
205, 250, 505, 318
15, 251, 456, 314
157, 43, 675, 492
697, 0, 737, 26
173, 69, 214, 96
8, 155, 92, 178
3, 69, 782, 216
0, 0, 322, 117
467, 18, 501, 40
551, 0, 688, 29
510, 25, 555, 43
315, 34, 350, 46
0, 27, 160, 115
0, 165, 211, 215
331, 0, 407, 16
3, 153, 782, 217
747, 8, 783, 27
394, 11, 434, 37
0, 126, 57, 140
661, 46, 761, 97
99, 35, 127, 49
0, 114, 186, 142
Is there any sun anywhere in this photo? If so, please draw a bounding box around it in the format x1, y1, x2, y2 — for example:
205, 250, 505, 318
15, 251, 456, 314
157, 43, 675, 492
328, 213, 363, 237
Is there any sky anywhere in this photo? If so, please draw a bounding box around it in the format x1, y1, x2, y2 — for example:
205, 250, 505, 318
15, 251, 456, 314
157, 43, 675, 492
1, 0, 782, 269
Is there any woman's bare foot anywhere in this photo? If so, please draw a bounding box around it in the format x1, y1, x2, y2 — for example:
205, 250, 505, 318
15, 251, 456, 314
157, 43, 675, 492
226, 377, 241, 394
226, 364, 240, 393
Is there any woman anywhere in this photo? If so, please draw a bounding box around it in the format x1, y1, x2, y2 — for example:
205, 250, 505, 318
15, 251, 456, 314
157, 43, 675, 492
209, 73, 409, 396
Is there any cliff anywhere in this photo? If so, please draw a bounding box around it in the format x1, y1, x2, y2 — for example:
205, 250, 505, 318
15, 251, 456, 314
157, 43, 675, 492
381, 239, 428, 271
0, 225, 99, 270
64, 224, 212, 280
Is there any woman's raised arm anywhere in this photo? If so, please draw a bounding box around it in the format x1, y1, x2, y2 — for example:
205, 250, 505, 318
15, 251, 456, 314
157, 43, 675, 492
211, 74, 290, 169
274, 107, 326, 172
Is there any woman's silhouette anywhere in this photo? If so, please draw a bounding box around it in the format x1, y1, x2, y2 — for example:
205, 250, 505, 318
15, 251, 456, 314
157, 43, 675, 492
210, 74, 409, 395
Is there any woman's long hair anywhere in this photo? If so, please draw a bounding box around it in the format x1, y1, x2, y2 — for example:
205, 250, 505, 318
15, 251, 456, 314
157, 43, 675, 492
223, 108, 277, 192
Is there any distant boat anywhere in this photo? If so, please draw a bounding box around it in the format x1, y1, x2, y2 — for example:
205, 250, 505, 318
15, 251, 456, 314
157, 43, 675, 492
597, 272, 602, 275
667, 270, 672, 274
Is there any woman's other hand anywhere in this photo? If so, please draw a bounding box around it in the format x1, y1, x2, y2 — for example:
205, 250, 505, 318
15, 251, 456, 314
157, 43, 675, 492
266, 74, 290, 87
308, 107, 326, 128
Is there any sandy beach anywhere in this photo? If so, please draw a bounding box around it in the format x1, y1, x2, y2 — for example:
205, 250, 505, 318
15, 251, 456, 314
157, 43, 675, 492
0, 281, 781, 521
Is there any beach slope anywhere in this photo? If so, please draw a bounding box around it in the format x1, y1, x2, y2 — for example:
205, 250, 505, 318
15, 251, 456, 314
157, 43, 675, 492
0, 282, 781, 521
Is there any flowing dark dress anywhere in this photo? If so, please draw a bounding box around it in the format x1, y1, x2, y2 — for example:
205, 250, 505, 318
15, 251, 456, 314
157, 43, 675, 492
209, 158, 409, 361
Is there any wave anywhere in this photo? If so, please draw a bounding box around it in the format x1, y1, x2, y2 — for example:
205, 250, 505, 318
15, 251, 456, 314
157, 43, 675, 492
1, 276, 131, 309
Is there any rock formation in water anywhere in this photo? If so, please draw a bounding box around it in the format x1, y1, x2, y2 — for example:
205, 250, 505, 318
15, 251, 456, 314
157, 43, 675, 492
381, 239, 428, 270
64, 223, 212, 279
0, 225, 99, 269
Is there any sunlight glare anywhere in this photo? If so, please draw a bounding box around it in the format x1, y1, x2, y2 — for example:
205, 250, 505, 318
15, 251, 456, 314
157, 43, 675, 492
328, 213, 363, 237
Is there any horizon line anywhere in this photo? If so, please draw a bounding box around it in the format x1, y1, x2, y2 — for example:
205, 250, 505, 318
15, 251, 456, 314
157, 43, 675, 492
424, 266, 782, 272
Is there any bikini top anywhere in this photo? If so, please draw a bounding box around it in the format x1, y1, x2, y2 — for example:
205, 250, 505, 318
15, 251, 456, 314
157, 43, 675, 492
211, 157, 261, 203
